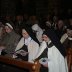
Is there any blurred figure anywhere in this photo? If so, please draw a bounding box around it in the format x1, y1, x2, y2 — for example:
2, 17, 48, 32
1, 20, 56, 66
55, 19, 66, 40
4, 16, 11, 22
1, 22, 21, 57
26, 15, 39, 27
45, 14, 52, 29
35, 29, 68, 72
60, 27, 72, 49
52, 15, 58, 30
32, 24, 43, 43
23, 13, 29, 23
0, 21, 6, 42
0, 21, 6, 55
13, 26, 40, 63
14, 15, 24, 35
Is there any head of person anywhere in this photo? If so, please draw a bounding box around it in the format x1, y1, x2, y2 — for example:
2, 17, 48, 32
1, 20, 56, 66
16, 15, 23, 21
42, 34, 50, 42
42, 29, 55, 42
42, 29, 66, 57
32, 24, 39, 33
57, 20, 64, 29
67, 29, 72, 37
22, 26, 40, 45
5, 16, 11, 21
66, 22, 72, 37
22, 29, 29, 39
5, 22, 14, 33
53, 15, 58, 22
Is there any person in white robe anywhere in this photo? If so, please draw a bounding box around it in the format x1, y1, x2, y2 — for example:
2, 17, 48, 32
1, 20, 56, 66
32, 24, 43, 43
13, 26, 40, 63
35, 29, 68, 72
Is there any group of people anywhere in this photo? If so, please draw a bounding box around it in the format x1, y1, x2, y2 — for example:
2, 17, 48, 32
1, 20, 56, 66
0, 19, 70, 72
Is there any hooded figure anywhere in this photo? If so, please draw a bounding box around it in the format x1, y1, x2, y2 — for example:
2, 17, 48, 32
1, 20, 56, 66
35, 29, 68, 72
13, 26, 40, 63
60, 28, 72, 49
1, 22, 21, 57
32, 24, 43, 42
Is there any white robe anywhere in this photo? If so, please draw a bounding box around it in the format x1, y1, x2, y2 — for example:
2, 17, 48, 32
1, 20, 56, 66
14, 37, 39, 63
48, 46, 68, 72
32, 24, 43, 42
35, 41, 68, 72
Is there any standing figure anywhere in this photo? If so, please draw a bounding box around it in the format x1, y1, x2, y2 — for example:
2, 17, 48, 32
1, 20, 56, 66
35, 29, 68, 72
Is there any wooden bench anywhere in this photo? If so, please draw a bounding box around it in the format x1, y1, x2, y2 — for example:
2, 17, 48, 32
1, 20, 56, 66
67, 48, 72, 72
0, 55, 40, 72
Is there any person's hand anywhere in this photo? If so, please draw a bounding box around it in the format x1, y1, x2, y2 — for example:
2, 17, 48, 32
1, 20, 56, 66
13, 54, 18, 58
16, 50, 28, 56
39, 58, 48, 67
20, 52, 28, 56
42, 63, 48, 67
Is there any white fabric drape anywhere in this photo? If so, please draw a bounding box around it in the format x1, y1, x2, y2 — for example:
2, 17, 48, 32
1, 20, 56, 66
14, 37, 39, 63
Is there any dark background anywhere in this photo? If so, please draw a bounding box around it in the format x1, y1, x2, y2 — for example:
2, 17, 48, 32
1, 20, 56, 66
0, 0, 72, 16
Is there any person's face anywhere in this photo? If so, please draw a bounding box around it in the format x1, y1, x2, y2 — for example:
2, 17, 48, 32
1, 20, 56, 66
57, 20, 64, 29
67, 29, 72, 37
22, 29, 29, 39
5, 26, 12, 33
16, 15, 23, 21
42, 34, 50, 42
53, 16, 58, 22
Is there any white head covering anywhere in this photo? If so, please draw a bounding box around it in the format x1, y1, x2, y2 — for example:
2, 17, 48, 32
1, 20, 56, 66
6, 23, 13, 29
32, 24, 39, 31
32, 24, 43, 42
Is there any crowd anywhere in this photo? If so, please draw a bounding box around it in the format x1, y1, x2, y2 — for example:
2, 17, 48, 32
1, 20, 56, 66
0, 10, 72, 72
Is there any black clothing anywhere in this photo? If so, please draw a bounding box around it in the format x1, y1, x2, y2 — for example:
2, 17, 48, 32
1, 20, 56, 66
15, 44, 28, 61
37, 47, 48, 72
22, 26, 40, 45
43, 29, 66, 57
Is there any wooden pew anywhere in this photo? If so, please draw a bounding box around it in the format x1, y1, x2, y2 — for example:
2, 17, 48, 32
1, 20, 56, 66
67, 48, 72, 72
0, 55, 40, 72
